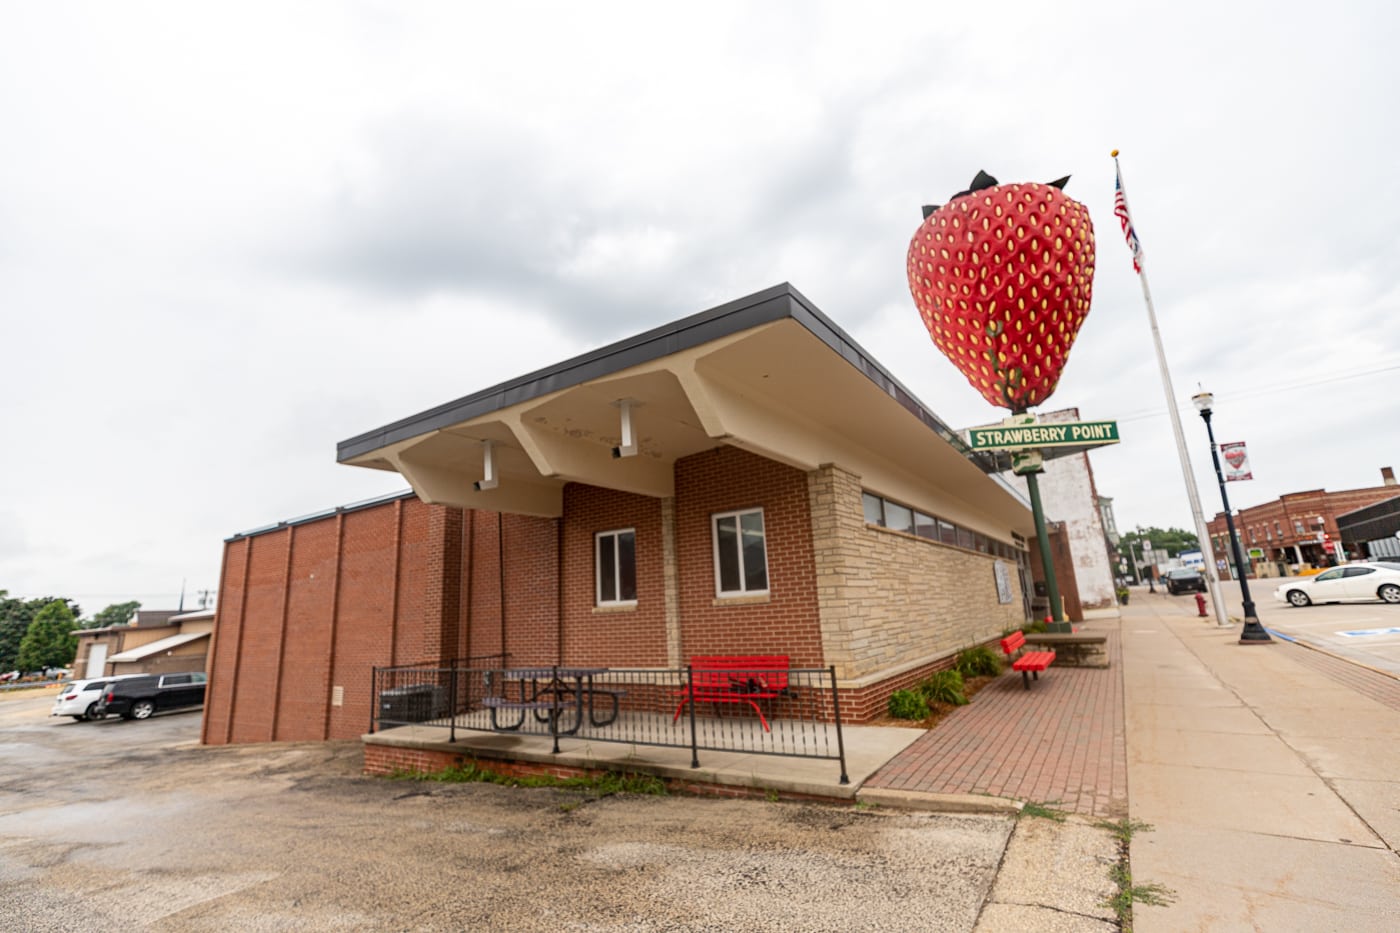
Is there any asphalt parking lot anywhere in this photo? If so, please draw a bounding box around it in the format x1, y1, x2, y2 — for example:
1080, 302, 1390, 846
0, 690, 1022, 932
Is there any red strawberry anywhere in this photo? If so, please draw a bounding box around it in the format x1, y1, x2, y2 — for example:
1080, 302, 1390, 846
907, 172, 1096, 413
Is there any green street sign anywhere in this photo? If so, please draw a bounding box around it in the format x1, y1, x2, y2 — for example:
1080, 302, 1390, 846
967, 419, 1120, 452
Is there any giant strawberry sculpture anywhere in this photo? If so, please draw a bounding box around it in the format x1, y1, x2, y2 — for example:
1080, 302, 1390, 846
907, 171, 1095, 413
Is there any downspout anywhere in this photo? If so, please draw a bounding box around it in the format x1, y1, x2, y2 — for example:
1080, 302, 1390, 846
321, 511, 346, 740
498, 511, 506, 657
463, 509, 475, 662
556, 516, 565, 663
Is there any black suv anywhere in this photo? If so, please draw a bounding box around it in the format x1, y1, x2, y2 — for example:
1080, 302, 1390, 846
1164, 568, 1207, 595
97, 672, 207, 720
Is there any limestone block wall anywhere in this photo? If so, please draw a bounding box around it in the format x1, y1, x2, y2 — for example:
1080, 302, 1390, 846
808, 464, 1026, 682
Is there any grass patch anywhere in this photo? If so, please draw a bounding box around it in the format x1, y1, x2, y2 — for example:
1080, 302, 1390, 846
1098, 817, 1176, 929
1095, 817, 1154, 844
1105, 862, 1176, 927
1018, 800, 1067, 822
389, 760, 667, 797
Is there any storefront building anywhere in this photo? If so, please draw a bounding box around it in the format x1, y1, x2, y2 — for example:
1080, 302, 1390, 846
1205, 467, 1400, 576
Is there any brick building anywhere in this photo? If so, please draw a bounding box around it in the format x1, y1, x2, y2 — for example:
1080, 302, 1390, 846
1204, 467, 1400, 577
203, 285, 1086, 745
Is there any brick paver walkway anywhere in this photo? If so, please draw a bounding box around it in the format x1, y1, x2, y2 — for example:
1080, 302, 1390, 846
864, 623, 1127, 817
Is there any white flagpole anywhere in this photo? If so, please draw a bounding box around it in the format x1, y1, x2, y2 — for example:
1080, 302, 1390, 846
1112, 151, 1231, 627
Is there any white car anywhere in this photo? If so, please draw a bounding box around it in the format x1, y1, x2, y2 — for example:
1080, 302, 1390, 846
50, 675, 143, 721
1273, 562, 1400, 607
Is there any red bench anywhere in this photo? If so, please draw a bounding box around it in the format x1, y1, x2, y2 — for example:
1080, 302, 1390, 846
1000, 631, 1056, 690
672, 655, 792, 731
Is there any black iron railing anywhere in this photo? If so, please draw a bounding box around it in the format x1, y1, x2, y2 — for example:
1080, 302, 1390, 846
369, 662, 848, 783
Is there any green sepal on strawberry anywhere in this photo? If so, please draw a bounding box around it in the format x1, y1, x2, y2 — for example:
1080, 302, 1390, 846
907, 171, 1096, 413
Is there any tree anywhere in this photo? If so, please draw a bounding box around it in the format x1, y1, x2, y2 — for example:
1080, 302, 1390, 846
91, 600, 141, 629
1117, 526, 1200, 570
16, 600, 79, 672
0, 593, 82, 671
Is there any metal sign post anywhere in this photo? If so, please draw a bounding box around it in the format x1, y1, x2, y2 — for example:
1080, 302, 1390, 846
973, 413, 1121, 634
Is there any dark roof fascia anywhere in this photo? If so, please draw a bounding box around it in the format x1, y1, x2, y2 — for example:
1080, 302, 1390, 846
1337, 492, 1400, 524
335, 283, 999, 472
225, 488, 418, 543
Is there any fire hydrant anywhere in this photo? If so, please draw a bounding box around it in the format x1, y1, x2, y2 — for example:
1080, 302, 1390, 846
1194, 592, 1207, 617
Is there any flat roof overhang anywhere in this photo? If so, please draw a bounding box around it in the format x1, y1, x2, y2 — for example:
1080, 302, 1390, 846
338, 284, 1038, 538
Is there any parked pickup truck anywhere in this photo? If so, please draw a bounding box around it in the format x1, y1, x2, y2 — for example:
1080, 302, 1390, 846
96, 672, 208, 720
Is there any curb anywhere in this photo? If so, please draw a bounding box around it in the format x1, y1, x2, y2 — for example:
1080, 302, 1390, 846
855, 787, 1024, 814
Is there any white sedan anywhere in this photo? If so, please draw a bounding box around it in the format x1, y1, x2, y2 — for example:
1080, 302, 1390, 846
1273, 562, 1400, 607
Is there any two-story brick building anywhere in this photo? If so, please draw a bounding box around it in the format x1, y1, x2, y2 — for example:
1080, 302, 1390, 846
1205, 468, 1400, 576
202, 285, 1090, 746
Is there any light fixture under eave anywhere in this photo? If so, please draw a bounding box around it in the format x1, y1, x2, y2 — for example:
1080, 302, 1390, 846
473, 440, 498, 491
611, 398, 639, 459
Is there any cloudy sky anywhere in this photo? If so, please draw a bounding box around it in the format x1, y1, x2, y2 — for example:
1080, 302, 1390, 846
3, 2, 1397, 617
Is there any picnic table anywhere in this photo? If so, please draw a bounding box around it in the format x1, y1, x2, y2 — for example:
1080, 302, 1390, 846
1021, 631, 1109, 667
481, 667, 622, 734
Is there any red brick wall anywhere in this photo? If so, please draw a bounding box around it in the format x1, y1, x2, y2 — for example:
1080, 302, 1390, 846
674, 446, 823, 667
499, 512, 561, 666
326, 500, 411, 739
462, 509, 502, 660
201, 537, 248, 745
360, 744, 840, 802
273, 517, 338, 741
205, 495, 456, 745
452, 510, 559, 667
560, 484, 668, 667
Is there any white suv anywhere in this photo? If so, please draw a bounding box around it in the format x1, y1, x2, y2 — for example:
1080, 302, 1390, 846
50, 676, 143, 721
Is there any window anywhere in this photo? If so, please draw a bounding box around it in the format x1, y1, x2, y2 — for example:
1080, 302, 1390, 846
596, 529, 637, 605
884, 502, 914, 534
1293, 520, 1305, 535
914, 512, 936, 540
713, 509, 768, 596
938, 519, 958, 546
862, 492, 884, 525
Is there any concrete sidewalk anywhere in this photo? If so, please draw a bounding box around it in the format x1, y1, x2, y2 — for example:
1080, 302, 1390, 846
863, 591, 1400, 930
1121, 593, 1400, 931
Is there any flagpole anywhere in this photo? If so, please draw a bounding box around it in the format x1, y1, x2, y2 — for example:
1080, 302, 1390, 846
1112, 151, 1231, 627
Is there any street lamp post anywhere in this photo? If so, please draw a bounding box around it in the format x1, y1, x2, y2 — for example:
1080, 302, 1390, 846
1192, 391, 1273, 644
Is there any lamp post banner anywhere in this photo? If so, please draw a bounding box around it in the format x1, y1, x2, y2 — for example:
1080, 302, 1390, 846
1220, 441, 1252, 481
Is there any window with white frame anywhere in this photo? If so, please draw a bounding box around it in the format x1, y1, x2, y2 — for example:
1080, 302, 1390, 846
712, 508, 768, 596
595, 529, 637, 605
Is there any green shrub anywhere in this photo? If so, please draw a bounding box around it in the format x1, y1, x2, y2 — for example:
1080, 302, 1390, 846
887, 689, 930, 720
1024, 619, 1049, 634
918, 670, 969, 706
954, 645, 1002, 678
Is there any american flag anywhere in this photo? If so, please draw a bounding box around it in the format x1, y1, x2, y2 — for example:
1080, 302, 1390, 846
1114, 166, 1143, 273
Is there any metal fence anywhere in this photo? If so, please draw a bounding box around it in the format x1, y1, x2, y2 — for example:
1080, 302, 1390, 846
370, 662, 848, 783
